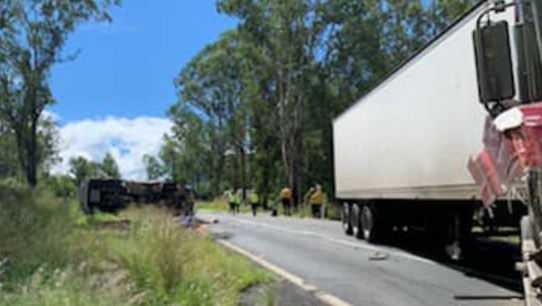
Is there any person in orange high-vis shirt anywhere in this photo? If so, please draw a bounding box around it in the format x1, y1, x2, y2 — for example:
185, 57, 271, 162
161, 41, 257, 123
280, 186, 292, 216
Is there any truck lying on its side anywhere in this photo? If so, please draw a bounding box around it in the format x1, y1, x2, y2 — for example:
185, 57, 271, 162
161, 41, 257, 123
124, 181, 162, 204
78, 179, 128, 214
79, 179, 193, 215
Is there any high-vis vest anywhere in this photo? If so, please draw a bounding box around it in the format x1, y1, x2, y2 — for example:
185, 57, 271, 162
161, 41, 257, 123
250, 192, 259, 204
309, 190, 324, 205
226, 190, 237, 203
280, 188, 292, 199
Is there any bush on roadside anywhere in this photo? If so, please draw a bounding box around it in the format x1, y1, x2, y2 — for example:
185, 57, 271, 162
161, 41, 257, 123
0, 191, 271, 306
107, 206, 272, 306
0, 189, 77, 279
0, 187, 133, 306
40, 175, 77, 199
0, 265, 130, 306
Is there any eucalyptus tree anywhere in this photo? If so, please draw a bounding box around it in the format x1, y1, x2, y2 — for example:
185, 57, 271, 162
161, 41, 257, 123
101, 152, 121, 179
165, 0, 480, 201
0, 0, 119, 187
217, 0, 327, 203
172, 30, 252, 195
142, 154, 163, 181
69, 156, 99, 187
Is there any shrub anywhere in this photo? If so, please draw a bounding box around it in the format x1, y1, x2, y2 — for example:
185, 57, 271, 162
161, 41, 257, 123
0, 190, 77, 279
107, 206, 271, 306
0, 265, 129, 306
0, 195, 270, 306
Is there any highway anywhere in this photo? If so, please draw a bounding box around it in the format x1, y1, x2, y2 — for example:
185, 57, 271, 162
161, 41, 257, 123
199, 211, 525, 306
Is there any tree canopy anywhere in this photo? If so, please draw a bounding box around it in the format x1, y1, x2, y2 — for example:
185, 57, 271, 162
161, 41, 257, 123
0, 0, 119, 187
152, 0, 479, 202
101, 152, 121, 179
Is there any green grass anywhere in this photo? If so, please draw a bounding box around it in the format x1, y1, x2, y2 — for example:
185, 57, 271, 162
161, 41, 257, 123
196, 198, 230, 211
197, 196, 341, 220
108, 206, 272, 306
0, 188, 271, 306
196, 198, 252, 214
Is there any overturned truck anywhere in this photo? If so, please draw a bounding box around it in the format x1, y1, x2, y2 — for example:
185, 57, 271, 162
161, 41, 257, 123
79, 179, 128, 214
79, 179, 193, 215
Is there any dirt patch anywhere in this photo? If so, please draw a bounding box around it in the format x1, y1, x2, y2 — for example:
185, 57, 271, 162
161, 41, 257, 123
240, 279, 327, 306
94, 219, 131, 231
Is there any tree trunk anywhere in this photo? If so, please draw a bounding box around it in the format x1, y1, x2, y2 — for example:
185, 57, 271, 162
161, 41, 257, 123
240, 146, 246, 202
27, 118, 38, 187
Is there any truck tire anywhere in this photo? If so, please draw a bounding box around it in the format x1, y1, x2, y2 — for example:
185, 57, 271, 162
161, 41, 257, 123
352, 203, 363, 239
342, 203, 353, 235
361, 205, 375, 242
361, 203, 389, 243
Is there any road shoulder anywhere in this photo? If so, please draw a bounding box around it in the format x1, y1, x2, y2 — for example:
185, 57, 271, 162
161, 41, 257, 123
219, 240, 352, 306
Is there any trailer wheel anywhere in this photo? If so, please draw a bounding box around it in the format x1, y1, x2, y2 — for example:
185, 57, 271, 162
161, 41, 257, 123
361, 204, 389, 243
342, 203, 353, 235
352, 204, 362, 239
361, 205, 375, 242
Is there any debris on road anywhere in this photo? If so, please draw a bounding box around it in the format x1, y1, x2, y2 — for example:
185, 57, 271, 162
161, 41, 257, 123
212, 231, 233, 240
194, 216, 219, 224
369, 251, 389, 261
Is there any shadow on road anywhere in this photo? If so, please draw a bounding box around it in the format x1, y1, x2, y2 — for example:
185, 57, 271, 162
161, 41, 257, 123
382, 229, 523, 295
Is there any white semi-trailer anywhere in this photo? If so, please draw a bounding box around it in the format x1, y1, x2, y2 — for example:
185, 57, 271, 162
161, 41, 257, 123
334, 0, 542, 303
334, 1, 514, 246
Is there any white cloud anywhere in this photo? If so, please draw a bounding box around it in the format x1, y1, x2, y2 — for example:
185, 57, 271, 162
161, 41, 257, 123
42, 110, 61, 122
53, 116, 172, 180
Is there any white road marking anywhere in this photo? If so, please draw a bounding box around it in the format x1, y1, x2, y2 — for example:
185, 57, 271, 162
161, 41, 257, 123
227, 215, 437, 266
219, 240, 353, 306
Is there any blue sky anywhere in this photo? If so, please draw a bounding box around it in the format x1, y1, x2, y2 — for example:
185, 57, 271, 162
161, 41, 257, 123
50, 1, 237, 179
50, 1, 236, 122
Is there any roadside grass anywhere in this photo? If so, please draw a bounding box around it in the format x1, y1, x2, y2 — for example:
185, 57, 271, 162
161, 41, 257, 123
196, 197, 229, 211
196, 198, 253, 214
197, 196, 341, 220
0, 187, 272, 306
0, 187, 128, 306
108, 206, 272, 306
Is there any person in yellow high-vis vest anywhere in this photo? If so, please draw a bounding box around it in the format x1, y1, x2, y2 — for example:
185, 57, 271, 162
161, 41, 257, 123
309, 184, 325, 218
225, 189, 236, 214
249, 190, 259, 216
233, 189, 241, 214
280, 186, 292, 216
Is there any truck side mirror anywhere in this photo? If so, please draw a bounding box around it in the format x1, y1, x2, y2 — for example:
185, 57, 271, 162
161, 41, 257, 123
473, 21, 515, 104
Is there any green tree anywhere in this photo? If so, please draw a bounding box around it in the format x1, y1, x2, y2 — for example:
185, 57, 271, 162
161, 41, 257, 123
218, 0, 326, 203
44, 174, 76, 199
165, 106, 216, 194
172, 30, 252, 195
0, 121, 20, 178
142, 154, 163, 181
164, 0, 479, 203
0, 0, 119, 187
100, 152, 121, 179
428, 0, 479, 36
0, 113, 59, 180
69, 156, 99, 186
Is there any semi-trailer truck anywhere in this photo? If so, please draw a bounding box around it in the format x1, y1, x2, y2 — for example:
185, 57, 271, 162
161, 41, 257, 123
333, 1, 542, 303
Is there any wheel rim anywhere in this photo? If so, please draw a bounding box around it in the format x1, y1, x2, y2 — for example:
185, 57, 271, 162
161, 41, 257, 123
342, 204, 350, 230
352, 204, 360, 235
362, 206, 373, 240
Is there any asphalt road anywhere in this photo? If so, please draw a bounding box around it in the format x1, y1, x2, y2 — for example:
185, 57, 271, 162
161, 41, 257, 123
199, 211, 525, 306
